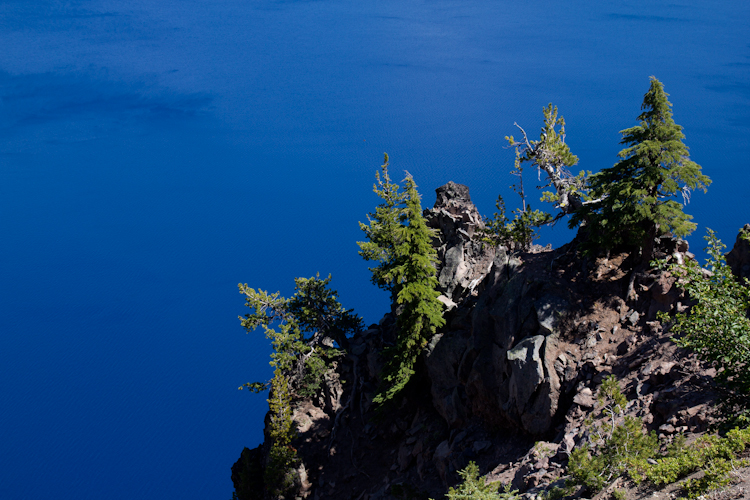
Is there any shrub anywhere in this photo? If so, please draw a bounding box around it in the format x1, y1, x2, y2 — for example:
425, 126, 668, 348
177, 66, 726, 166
431, 461, 519, 500
569, 415, 658, 493
539, 484, 576, 500
662, 229, 750, 415
482, 194, 551, 252
639, 427, 750, 499
567, 375, 750, 499
568, 376, 658, 494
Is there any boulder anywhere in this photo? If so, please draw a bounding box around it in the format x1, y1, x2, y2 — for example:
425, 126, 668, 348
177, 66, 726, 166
507, 335, 546, 411
504, 335, 562, 434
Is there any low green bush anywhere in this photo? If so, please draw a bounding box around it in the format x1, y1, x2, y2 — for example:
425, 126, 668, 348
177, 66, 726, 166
639, 427, 750, 499
539, 483, 576, 500
568, 415, 658, 492
568, 376, 658, 494
431, 461, 519, 500
660, 229, 750, 420
567, 374, 750, 499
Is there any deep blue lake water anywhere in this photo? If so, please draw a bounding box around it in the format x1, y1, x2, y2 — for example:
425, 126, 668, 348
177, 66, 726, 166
1, 1, 748, 498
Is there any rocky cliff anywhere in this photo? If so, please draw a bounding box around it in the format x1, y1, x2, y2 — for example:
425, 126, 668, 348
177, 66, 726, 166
232, 183, 748, 500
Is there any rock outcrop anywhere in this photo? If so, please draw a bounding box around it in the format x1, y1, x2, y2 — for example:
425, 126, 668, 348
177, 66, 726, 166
425, 183, 569, 434
232, 183, 743, 500
424, 181, 496, 306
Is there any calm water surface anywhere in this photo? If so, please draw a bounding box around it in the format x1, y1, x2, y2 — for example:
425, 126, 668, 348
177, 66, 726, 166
1, 1, 748, 498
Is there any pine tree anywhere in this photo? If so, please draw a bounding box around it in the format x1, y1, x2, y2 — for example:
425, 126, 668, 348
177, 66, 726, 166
237, 277, 362, 496
264, 368, 298, 498
357, 153, 407, 296
238, 274, 362, 397
358, 158, 446, 404
573, 77, 710, 259
506, 104, 588, 218
372, 174, 445, 405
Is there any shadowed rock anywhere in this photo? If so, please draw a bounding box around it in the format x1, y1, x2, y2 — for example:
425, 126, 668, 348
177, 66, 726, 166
727, 224, 750, 282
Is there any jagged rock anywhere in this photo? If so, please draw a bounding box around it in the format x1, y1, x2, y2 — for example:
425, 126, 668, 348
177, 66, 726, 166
351, 342, 367, 356
651, 272, 677, 302
507, 335, 546, 405
640, 360, 676, 386
434, 440, 451, 461
296, 463, 312, 498
659, 423, 676, 434
425, 182, 495, 303
436, 294, 457, 311
473, 440, 492, 453
425, 190, 572, 433
426, 331, 471, 427
561, 430, 578, 455
617, 336, 636, 355
627, 310, 640, 326
433, 439, 453, 486
506, 335, 561, 433
428, 272, 566, 433
397, 443, 414, 471
727, 223, 750, 281
293, 400, 330, 439
486, 462, 518, 489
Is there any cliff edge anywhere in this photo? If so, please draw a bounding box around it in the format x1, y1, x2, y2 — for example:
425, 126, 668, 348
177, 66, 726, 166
233, 183, 748, 500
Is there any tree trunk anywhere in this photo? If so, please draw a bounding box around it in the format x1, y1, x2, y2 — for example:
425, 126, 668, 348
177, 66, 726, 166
640, 223, 658, 264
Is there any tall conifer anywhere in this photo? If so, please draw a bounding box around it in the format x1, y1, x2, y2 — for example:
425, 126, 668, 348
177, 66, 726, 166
357, 154, 407, 297
573, 77, 710, 259
372, 174, 445, 405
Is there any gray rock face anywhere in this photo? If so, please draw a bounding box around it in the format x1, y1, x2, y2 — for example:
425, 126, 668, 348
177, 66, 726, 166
727, 224, 750, 281
506, 335, 551, 433
424, 182, 568, 435
536, 295, 570, 336
424, 182, 496, 303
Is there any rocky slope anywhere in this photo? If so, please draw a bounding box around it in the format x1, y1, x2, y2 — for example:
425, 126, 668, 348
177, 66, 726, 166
232, 183, 748, 500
